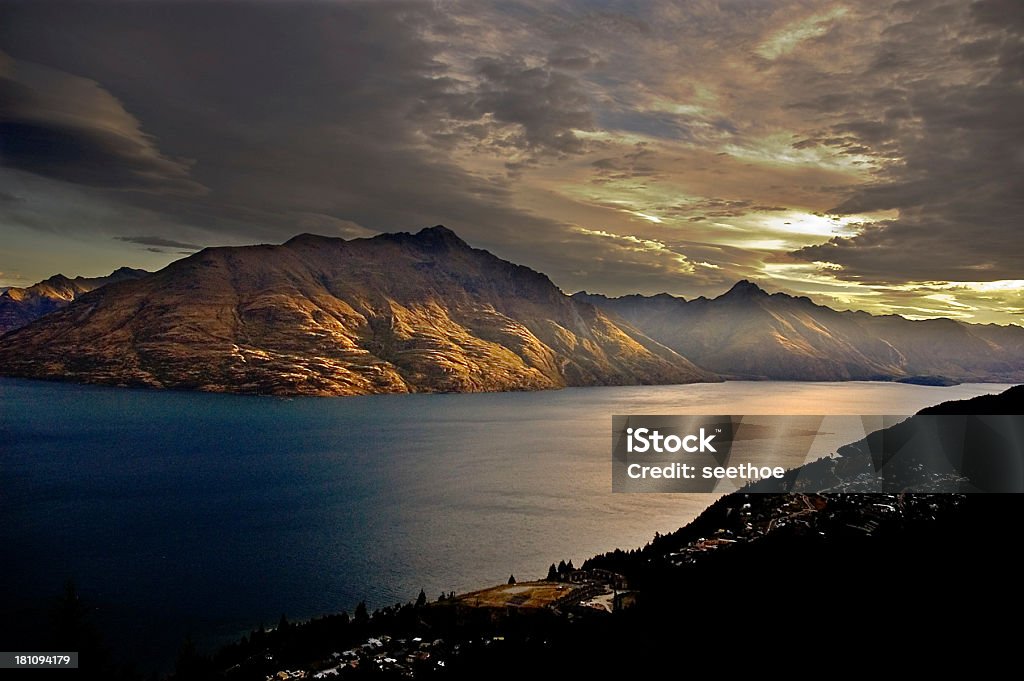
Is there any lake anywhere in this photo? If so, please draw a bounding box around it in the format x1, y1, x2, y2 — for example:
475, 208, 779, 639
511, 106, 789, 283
0, 378, 1012, 670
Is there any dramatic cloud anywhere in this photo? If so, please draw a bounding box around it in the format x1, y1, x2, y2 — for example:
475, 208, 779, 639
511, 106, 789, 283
0, 0, 1021, 324
0, 2, 565, 247
0, 51, 203, 194
459, 55, 594, 157
113, 236, 202, 252
788, 0, 1024, 283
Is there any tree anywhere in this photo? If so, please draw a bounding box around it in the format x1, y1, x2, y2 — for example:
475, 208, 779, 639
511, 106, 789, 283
546, 563, 558, 581
51, 580, 109, 667
354, 601, 369, 626
416, 589, 427, 608
52, 580, 89, 649
175, 634, 213, 679
508, 574, 516, 585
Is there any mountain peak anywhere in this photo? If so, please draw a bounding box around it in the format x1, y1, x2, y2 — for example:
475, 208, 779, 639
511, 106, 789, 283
284, 232, 341, 247
110, 266, 145, 277
412, 225, 469, 249
721, 279, 769, 299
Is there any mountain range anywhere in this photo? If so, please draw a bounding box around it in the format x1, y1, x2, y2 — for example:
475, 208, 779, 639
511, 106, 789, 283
0, 227, 712, 395
575, 283, 1024, 382
1, 226, 1021, 395
0, 267, 149, 335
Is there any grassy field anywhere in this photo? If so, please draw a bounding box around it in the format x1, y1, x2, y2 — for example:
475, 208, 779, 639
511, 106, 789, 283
453, 581, 582, 609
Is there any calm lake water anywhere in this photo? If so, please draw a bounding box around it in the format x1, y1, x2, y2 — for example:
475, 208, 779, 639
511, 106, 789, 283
0, 378, 1012, 669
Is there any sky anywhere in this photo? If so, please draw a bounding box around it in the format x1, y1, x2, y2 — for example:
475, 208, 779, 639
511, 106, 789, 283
0, 0, 1022, 324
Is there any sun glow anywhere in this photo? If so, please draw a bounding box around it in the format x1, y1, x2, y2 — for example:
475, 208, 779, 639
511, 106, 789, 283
942, 280, 1024, 293
759, 212, 860, 238
630, 211, 663, 224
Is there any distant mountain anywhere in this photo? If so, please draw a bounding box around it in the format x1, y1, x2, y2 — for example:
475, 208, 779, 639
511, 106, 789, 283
0, 267, 150, 335
0, 227, 715, 395
574, 281, 1024, 382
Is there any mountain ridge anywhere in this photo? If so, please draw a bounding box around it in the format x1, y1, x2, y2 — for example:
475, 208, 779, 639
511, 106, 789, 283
573, 283, 1024, 382
0, 226, 715, 396
3, 226, 1022, 392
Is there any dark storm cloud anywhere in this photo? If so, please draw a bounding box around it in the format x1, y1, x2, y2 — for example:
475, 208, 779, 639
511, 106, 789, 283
674, 198, 758, 219
789, 1, 1024, 282
967, 0, 1024, 29
435, 55, 595, 158
114, 236, 202, 251
559, 8, 652, 39
0, 51, 203, 194
0, 1, 592, 262
596, 109, 692, 141
546, 45, 600, 71
591, 145, 660, 182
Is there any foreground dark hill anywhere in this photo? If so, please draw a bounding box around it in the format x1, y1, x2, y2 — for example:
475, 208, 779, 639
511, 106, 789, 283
575, 282, 1024, 382
0, 267, 149, 335
0, 227, 714, 396
584, 384, 1024, 602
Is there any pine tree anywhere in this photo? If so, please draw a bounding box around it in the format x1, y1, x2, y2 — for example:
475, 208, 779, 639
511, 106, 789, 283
354, 601, 369, 626
416, 589, 427, 608
546, 563, 558, 581
508, 574, 516, 585
175, 634, 208, 679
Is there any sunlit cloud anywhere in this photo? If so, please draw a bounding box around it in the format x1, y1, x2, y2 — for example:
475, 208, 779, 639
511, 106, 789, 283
944, 280, 1024, 293
0, 0, 1020, 325
630, 211, 663, 224
722, 135, 878, 173
573, 226, 695, 274
757, 212, 862, 238
757, 7, 850, 60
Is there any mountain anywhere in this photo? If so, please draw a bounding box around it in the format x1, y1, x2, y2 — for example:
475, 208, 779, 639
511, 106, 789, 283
0, 227, 716, 396
574, 281, 1024, 382
0, 267, 150, 335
